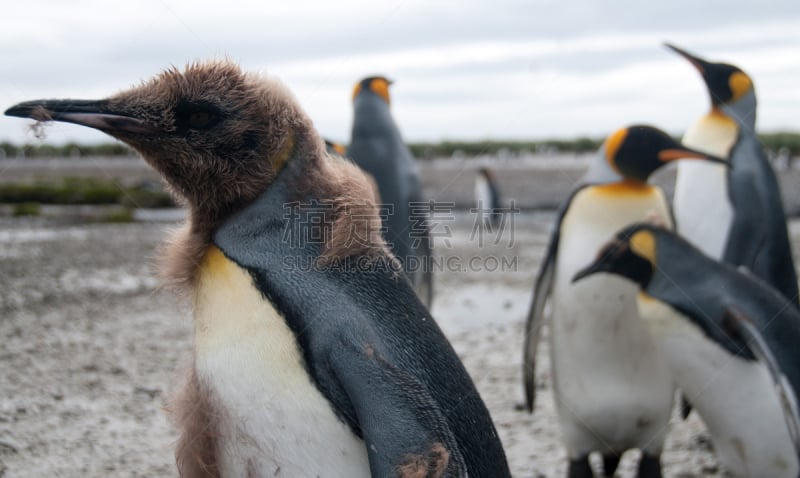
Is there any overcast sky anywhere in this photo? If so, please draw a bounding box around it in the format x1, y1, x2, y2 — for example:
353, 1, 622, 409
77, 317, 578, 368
1, 0, 798, 145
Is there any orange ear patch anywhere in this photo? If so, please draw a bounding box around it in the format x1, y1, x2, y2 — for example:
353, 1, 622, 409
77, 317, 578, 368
604, 127, 628, 174
729, 72, 753, 102
368, 78, 391, 104
352, 82, 362, 102
630, 230, 657, 266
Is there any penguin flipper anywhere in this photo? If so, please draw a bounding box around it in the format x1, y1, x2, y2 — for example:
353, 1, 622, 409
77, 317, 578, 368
722, 307, 800, 456
522, 215, 563, 412
723, 167, 766, 273
522, 250, 554, 413
331, 339, 468, 478
724, 134, 798, 303
522, 186, 588, 412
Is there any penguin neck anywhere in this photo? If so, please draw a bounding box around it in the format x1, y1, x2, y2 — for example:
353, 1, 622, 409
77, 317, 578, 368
211, 137, 388, 270
583, 150, 624, 184
717, 90, 757, 132
160, 130, 324, 291
352, 95, 397, 136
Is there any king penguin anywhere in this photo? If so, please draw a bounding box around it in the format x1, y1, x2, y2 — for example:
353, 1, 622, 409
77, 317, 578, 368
522, 125, 724, 478
347, 76, 434, 308
474, 167, 503, 230
574, 223, 800, 477
5, 61, 511, 478
667, 43, 799, 306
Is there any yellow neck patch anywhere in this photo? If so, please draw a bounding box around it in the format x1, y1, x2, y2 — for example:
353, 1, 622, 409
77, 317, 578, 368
592, 180, 652, 196
630, 230, 657, 266
604, 127, 628, 174
200, 246, 234, 282
728, 71, 753, 102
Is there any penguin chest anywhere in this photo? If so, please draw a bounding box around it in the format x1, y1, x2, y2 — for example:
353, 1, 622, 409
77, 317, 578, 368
192, 247, 369, 477
549, 186, 674, 451
474, 174, 493, 210
639, 296, 799, 477
674, 113, 738, 259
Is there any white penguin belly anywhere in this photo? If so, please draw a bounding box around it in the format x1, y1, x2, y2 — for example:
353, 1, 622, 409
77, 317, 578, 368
674, 161, 732, 259
640, 296, 799, 477
551, 185, 675, 456
193, 247, 370, 477
475, 174, 492, 210
673, 113, 738, 259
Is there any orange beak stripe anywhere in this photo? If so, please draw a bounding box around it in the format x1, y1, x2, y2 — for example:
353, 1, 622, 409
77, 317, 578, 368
658, 149, 711, 162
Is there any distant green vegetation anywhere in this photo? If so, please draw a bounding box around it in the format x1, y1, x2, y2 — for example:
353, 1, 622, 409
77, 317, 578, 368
0, 177, 175, 208
408, 138, 603, 159
0, 141, 132, 158
760, 132, 800, 157
2, 132, 799, 160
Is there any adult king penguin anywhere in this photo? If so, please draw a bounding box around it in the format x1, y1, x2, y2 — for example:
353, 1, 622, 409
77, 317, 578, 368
667, 43, 799, 306
474, 167, 503, 230
5, 61, 511, 478
574, 223, 800, 477
523, 125, 724, 478
347, 76, 433, 307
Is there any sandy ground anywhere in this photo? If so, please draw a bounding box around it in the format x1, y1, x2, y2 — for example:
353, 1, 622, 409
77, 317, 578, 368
2, 212, 798, 477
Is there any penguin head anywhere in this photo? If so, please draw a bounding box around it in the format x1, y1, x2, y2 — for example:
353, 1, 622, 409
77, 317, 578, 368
352, 76, 393, 105
665, 43, 756, 120
5, 60, 304, 219
572, 222, 661, 288
601, 125, 726, 183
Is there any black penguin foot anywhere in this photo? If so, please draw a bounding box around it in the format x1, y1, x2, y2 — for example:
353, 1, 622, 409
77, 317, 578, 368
567, 456, 593, 478
602, 453, 621, 477
637, 453, 662, 478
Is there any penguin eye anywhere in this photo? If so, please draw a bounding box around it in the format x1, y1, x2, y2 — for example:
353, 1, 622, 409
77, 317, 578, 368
189, 111, 213, 129
174, 101, 222, 134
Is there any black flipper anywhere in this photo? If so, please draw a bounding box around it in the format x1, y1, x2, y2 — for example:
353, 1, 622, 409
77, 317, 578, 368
722, 307, 800, 457
331, 338, 467, 477
724, 132, 799, 305
523, 185, 588, 412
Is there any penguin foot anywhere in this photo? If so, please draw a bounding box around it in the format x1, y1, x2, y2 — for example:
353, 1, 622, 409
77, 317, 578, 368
602, 453, 621, 477
567, 456, 593, 478
636, 453, 662, 478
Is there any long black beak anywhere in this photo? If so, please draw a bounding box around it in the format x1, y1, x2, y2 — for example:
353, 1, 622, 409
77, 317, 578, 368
571, 258, 607, 284
664, 43, 709, 74
5, 99, 157, 135
658, 140, 728, 165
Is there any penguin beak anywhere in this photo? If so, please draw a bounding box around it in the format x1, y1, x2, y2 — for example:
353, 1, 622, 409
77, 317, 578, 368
571, 258, 608, 283
5, 99, 157, 135
664, 43, 708, 74
657, 146, 727, 165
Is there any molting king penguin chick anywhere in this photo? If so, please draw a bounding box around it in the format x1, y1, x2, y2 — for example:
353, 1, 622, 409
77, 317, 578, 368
574, 223, 800, 477
347, 76, 433, 308
522, 125, 725, 478
667, 43, 799, 306
5, 61, 511, 478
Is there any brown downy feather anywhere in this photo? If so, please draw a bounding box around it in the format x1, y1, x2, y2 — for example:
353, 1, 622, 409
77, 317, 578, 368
168, 358, 220, 477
